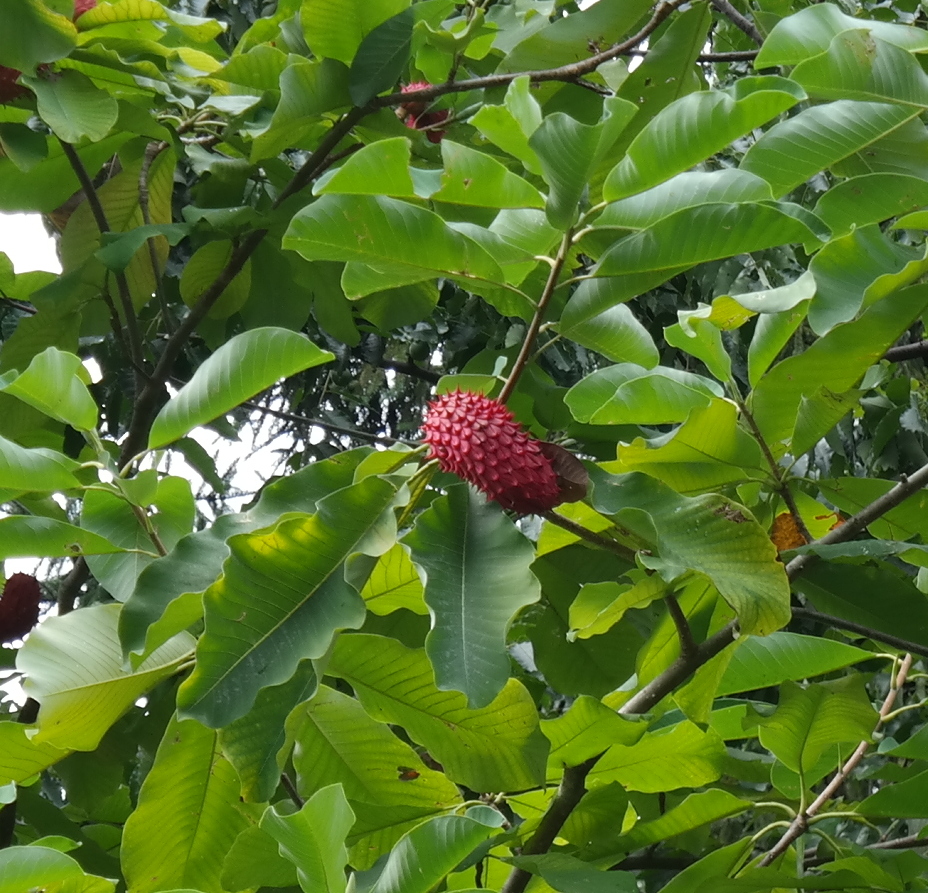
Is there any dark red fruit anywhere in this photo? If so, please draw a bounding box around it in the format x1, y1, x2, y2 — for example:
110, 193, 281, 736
0, 66, 27, 104
73, 0, 97, 17
423, 390, 562, 514
0, 573, 42, 643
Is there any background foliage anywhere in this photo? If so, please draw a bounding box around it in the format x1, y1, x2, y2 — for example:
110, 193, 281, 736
3, 0, 928, 890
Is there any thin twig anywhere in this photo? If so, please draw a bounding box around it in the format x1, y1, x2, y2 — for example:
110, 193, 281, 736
280, 772, 304, 809
666, 593, 697, 661
885, 339, 928, 362
540, 511, 638, 563
375, 0, 689, 111
737, 398, 813, 542
759, 654, 913, 867
499, 230, 573, 404
710, 0, 764, 45
500, 621, 738, 893
785, 461, 928, 579
59, 140, 146, 376
791, 607, 928, 660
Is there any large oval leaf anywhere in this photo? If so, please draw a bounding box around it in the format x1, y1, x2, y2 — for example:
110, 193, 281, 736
148, 327, 334, 449
403, 485, 540, 709
176, 476, 400, 727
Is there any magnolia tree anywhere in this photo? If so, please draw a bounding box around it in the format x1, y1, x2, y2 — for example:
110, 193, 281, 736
4, 0, 928, 890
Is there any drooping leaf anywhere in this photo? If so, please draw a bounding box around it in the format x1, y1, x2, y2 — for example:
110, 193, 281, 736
121, 714, 250, 893
589, 470, 790, 635
0, 846, 114, 893
328, 634, 548, 791
403, 485, 540, 708
177, 476, 400, 727
148, 327, 334, 449
25, 69, 118, 144
18, 604, 194, 751
757, 676, 878, 773
349, 7, 413, 106
261, 786, 355, 893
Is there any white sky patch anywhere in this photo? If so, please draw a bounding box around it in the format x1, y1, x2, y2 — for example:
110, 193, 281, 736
0, 212, 61, 274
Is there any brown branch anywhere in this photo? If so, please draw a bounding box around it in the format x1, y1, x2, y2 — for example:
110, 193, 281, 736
499, 229, 573, 404
785, 460, 928, 580
710, 0, 764, 46
540, 511, 638, 563
791, 607, 928, 660
500, 621, 738, 893
59, 140, 146, 376
885, 339, 928, 362
666, 593, 697, 661
375, 0, 689, 111
759, 653, 913, 867
280, 772, 304, 809
56, 556, 90, 616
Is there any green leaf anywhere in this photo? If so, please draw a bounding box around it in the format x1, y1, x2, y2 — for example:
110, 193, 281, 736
513, 853, 637, 893
808, 225, 928, 335
595, 202, 824, 277
431, 141, 545, 209
619, 789, 750, 850
219, 660, 318, 803
315, 137, 416, 197
365, 810, 502, 893
148, 327, 334, 449
604, 79, 804, 201
568, 573, 668, 641
741, 101, 918, 198
595, 169, 774, 231
717, 632, 874, 696
565, 363, 722, 426
349, 8, 413, 105
859, 768, 928, 817
470, 76, 543, 176
0, 433, 79, 491
0, 723, 69, 786
328, 634, 548, 791
541, 695, 645, 772
0, 846, 114, 893
361, 543, 428, 615
261, 786, 355, 893
121, 714, 250, 893
818, 477, 928, 542
590, 721, 726, 792
557, 303, 659, 367
529, 96, 638, 229
25, 69, 118, 144
750, 282, 928, 449
17, 604, 194, 751
0, 346, 96, 430
120, 451, 370, 661
302, 0, 409, 65
0, 516, 122, 562
589, 470, 790, 636
757, 676, 878, 773
813, 173, 928, 238
756, 2, 928, 67
403, 485, 539, 708
283, 194, 505, 294
82, 476, 194, 602
794, 561, 928, 649
179, 239, 252, 320
610, 400, 766, 495
95, 222, 190, 272
747, 302, 810, 388
0, 0, 76, 73
177, 476, 399, 727
791, 31, 928, 107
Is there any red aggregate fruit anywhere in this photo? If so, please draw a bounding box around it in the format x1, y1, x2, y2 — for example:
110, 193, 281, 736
0, 66, 27, 104
0, 573, 42, 643
399, 81, 449, 144
423, 389, 562, 514
74, 0, 98, 17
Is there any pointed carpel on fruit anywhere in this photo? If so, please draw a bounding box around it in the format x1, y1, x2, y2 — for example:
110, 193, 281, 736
423, 389, 586, 514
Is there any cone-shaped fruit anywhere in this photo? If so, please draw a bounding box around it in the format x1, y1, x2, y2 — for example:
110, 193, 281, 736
423, 389, 562, 514
399, 82, 449, 143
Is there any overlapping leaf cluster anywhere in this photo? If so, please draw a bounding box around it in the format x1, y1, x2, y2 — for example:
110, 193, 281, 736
2, 0, 928, 891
